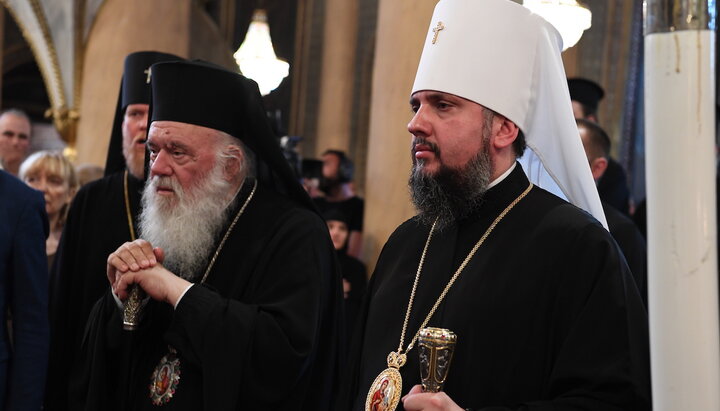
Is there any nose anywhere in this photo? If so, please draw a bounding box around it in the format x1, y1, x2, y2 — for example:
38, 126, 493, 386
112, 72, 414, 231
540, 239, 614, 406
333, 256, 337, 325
139, 112, 148, 132
408, 106, 430, 138
149, 150, 172, 177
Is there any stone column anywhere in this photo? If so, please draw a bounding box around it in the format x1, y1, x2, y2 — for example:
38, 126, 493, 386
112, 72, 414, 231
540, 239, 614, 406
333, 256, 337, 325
75, 0, 236, 167
645, 1, 719, 409
362, 1, 435, 269
313, 0, 358, 154
75, 0, 191, 166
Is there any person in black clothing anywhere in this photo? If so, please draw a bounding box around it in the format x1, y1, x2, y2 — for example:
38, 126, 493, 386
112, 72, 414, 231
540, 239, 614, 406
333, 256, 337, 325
338, 1, 650, 409
45, 51, 183, 411
568, 77, 631, 215
73, 60, 342, 410
578, 118, 647, 304
314, 149, 364, 258
324, 209, 367, 340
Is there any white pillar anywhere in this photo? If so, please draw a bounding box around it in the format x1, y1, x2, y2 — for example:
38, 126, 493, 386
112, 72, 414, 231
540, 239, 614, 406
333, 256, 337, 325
645, 1, 719, 409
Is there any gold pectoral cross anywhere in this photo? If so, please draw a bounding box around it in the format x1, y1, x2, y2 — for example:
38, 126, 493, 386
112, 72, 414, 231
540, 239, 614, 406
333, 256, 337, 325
432, 21, 445, 44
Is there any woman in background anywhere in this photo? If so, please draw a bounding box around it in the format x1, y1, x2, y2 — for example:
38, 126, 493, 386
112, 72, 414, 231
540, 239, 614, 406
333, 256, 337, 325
324, 209, 367, 341
19, 151, 78, 268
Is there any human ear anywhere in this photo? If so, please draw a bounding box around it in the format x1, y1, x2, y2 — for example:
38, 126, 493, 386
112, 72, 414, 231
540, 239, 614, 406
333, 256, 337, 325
491, 114, 519, 151
590, 157, 608, 180
223, 145, 244, 181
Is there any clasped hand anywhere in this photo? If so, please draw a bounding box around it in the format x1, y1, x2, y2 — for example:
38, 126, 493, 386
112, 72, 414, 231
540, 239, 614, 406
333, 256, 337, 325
106, 239, 190, 306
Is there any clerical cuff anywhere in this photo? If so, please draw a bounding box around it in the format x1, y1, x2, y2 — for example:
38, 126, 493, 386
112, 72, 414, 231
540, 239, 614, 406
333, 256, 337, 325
174, 283, 195, 309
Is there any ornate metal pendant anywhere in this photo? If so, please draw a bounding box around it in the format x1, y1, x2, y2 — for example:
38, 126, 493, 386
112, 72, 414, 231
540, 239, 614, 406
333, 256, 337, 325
365, 351, 406, 411
149, 347, 181, 406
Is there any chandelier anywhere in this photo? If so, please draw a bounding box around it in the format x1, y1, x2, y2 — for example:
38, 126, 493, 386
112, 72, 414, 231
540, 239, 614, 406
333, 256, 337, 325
233, 9, 289, 96
523, 0, 592, 51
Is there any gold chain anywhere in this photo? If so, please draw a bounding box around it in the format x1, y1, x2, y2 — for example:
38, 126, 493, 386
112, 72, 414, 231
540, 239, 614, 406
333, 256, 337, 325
123, 169, 136, 241
199, 179, 257, 284
396, 182, 533, 355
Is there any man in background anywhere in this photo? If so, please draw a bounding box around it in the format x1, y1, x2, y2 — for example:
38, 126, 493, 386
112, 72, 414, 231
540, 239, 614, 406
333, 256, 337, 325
578, 118, 647, 304
0, 109, 32, 176
568, 77, 632, 215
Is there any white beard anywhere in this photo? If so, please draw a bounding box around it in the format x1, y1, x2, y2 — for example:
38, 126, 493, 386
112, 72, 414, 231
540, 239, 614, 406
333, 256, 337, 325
139, 161, 236, 280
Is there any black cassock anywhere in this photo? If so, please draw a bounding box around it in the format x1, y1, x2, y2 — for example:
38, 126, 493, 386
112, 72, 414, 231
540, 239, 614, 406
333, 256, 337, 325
340, 164, 650, 411
70, 179, 343, 411
603, 201, 647, 305
45, 171, 143, 411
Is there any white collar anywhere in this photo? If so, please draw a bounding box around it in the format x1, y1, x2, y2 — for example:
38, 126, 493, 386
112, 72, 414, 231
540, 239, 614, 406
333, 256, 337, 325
487, 162, 516, 190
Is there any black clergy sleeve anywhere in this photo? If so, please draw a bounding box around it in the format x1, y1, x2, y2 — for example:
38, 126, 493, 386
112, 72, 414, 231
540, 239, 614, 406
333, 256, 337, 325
471, 226, 650, 411
166, 280, 318, 399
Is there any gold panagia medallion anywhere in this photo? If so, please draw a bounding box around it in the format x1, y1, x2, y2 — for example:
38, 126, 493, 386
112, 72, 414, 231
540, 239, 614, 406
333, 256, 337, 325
365, 366, 402, 411
365, 351, 406, 411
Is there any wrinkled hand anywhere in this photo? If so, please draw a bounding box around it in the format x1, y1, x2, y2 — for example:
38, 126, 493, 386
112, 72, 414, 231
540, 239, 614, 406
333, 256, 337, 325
107, 239, 187, 306
114, 264, 190, 306
107, 239, 164, 287
402, 385, 464, 411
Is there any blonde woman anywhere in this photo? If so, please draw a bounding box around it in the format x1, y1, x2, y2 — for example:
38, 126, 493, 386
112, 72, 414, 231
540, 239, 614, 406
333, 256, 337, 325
19, 151, 78, 268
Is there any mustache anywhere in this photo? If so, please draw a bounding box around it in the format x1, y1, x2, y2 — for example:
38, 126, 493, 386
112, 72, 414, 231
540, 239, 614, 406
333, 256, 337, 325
412, 137, 439, 152
411, 137, 441, 156
149, 175, 182, 194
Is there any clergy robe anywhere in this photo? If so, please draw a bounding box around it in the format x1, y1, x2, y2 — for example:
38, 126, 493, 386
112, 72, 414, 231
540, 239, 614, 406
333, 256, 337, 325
71, 179, 343, 411
340, 164, 650, 410
603, 201, 647, 305
45, 170, 142, 411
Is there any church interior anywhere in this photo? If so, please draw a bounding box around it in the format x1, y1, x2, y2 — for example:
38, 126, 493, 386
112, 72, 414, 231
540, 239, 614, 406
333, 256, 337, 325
0, 0, 648, 269
3, 0, 720, 408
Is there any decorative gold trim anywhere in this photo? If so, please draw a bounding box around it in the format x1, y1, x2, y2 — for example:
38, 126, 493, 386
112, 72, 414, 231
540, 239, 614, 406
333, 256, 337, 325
0, 0, 80, 143
28, 0, 65, 107
0, 1, 61, 107
73, 0, 86, 127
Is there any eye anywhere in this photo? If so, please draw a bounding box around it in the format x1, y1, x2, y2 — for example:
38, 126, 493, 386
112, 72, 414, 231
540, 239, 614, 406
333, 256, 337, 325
410, 104, 420, 113
436, 101, 451, 110
49, 177, 64, 185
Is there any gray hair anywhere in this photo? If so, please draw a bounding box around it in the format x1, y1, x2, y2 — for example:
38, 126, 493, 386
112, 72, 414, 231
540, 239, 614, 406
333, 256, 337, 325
0, 108, 30, 123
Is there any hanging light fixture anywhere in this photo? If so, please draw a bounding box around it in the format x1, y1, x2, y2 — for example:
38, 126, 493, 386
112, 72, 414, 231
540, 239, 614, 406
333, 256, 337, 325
233, 9, 289, 96
523, 0, 592, 51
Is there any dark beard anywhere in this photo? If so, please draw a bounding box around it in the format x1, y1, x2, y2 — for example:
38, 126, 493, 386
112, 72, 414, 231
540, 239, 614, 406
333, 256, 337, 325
409, 142, 493, 231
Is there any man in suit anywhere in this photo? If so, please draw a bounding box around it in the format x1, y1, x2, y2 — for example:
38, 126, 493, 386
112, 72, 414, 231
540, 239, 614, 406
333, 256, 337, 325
0, 169, 49, 410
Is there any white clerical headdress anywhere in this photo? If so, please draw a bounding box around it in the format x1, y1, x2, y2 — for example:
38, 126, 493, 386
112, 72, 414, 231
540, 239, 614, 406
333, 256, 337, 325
411, 0, 607, 229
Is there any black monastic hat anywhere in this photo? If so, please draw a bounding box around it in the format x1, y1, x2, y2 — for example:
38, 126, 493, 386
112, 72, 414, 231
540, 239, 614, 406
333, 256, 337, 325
148, 60, 315, 211
322, 209, 350, 225
567, 77, 605, 113
104, 51, 183, 176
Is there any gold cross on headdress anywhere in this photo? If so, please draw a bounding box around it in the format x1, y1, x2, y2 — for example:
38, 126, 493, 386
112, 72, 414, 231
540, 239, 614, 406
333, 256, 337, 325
432, 21, 445, 44
144, 67, 152, 84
